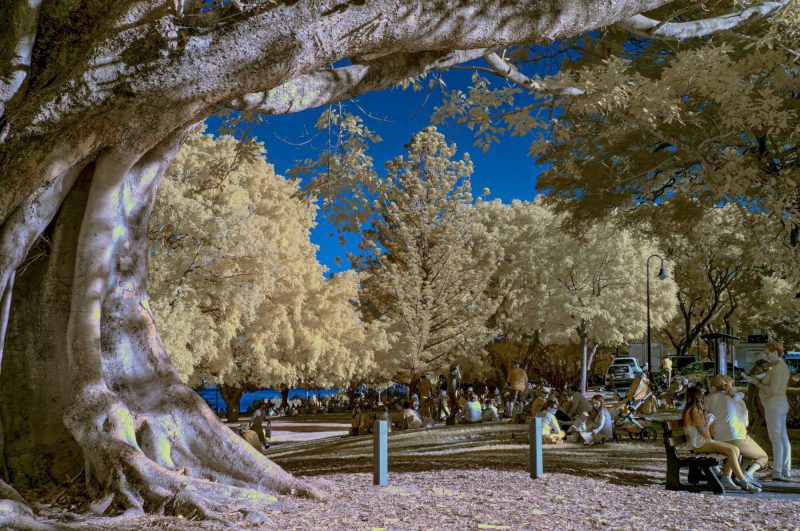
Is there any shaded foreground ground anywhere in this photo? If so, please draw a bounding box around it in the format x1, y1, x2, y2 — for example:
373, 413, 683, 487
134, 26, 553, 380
23, 413, 800, 529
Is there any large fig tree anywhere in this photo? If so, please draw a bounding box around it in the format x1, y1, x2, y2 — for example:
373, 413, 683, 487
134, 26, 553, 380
0, 0, 787, 525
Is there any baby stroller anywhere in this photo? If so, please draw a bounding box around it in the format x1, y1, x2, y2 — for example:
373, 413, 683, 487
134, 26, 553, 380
610, 374, 658, 442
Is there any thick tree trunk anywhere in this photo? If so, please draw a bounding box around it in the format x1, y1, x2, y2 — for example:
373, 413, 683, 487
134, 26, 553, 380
219, 384, 246, 423
0, 134, 317, 525
0, 168, 91, 488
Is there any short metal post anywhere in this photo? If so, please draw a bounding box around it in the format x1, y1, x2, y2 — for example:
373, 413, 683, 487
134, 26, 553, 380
529, 417, 543, 479
373, 419, 388, 486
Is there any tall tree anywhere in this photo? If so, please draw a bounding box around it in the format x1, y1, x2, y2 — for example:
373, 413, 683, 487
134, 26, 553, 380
0, 0, 784, 523
359, 127, 503, 380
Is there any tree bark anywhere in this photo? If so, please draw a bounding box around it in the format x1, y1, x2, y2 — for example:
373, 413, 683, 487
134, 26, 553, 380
219, 384, 246, 423
579, 321, 589, 393
1, 131, 317, 522
0, 167, 91, 488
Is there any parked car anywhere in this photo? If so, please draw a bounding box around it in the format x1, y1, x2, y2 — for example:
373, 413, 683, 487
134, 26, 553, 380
611, 357, 643, 373
676, 361, 746, 385
605, 362, 640, 388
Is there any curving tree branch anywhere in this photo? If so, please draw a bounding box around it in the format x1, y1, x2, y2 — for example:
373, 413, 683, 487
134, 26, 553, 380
617, 0, 790, 40
229, 49, 488, 114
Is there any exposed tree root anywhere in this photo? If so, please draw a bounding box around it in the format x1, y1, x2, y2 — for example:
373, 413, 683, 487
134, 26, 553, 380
0, 480, 57, 530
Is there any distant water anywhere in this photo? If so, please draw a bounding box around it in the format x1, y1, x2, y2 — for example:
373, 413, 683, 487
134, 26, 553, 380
195, 386, 339, 413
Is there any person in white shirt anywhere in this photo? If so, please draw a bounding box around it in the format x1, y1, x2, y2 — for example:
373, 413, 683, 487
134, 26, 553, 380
460, 393, 483, 424
403, 400, 423, 429
705, 375, 767, 487
747, 341, 792, 481
683, 386, 760, 493
582, 395, 613, 445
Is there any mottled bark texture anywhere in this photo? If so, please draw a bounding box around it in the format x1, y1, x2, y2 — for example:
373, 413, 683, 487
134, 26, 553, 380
0, 0, 769, 524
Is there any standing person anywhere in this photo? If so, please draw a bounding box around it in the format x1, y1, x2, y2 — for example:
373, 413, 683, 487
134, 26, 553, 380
748, 341, 792, 481
447, 363, 462, 422
507, 362, 528, 418
705, 375, 768, 487
419, 374, 433, 418
437, 374, 449, 421
582, 395, 613, 445
682, 386, 760, 493
661, 356, 673, 386
249, 402, 267, 447
745, 358, 771, 429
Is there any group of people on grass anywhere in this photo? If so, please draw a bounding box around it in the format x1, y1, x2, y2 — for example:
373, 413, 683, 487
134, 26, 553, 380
683, 341, 792, 493
347, 362, 618, 445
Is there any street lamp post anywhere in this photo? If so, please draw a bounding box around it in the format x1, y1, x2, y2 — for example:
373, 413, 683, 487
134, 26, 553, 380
646, 254, 668, 382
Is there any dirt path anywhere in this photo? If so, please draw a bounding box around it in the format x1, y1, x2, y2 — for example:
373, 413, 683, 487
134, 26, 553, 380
22, 414, 800, 529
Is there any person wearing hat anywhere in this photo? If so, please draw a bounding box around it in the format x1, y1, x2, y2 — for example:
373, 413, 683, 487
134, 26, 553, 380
745, 340, 791, 481
507, 362, 528, 416
706, 374, 768, 487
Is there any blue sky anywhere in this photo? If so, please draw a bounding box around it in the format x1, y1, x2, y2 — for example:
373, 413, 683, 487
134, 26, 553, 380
208, 64, 549, 273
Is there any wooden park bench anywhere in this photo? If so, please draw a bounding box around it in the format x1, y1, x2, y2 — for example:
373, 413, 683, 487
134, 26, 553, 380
662, 419, 725, 494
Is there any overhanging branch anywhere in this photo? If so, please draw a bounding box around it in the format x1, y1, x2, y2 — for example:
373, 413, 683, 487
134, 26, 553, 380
617, 1, 790, 40
228, 49, 487, 114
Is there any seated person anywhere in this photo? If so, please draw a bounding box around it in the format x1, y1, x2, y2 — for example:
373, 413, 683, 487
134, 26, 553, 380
567, 411, 590, 442
482, 399, 500, 422
535, 399, 565, 443
706, 375, 768, 487
683, 386, 760, 493
403, 400, 423, 429
460, 393, 483, 424
582, 395, 613, 445
566, 386, 591, 419
378, 406, 393, 433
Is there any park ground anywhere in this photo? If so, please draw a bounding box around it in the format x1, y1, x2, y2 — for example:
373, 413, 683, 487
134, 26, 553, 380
24, 412, 800, 530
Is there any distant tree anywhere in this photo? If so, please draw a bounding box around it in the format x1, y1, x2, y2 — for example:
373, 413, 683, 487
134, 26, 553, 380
478, 199, 677, 392
149, 130, 378, 420
360, 128, 504, 380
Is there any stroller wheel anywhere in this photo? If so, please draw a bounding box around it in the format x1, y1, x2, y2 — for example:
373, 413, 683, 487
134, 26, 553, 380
641, 426, 657, 443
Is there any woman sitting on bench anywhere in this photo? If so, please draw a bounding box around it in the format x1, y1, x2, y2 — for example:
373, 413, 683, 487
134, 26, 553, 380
683, 386, 760, 494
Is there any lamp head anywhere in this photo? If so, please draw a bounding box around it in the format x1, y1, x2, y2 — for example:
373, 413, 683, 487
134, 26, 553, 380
657, 267, 668, 280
